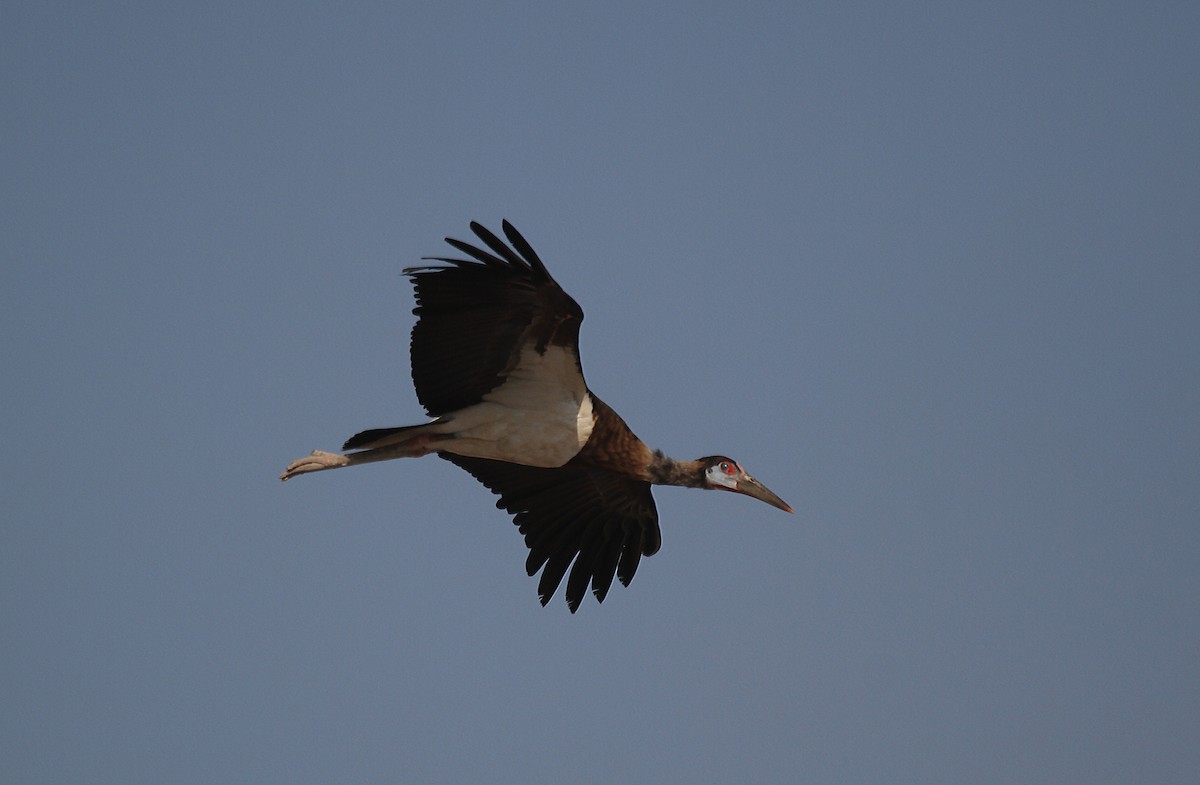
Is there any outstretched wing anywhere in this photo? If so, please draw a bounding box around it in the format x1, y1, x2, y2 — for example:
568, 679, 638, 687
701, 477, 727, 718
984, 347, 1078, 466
441, 453, 663, 612
410, 223, 662, 611
405, 221, 584, 416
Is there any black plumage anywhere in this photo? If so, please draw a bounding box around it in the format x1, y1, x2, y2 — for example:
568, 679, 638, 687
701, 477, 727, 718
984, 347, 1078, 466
281, 220, 790, 611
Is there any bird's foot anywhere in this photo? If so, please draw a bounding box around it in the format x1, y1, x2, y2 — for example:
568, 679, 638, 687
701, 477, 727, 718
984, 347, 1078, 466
280, 450, 350, 481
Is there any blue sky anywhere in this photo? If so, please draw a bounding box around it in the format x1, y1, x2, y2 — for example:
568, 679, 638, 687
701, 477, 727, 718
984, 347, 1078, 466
3, 2, 1198, 783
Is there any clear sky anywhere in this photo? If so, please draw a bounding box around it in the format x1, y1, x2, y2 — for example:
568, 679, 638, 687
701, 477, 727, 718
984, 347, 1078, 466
3, 2, 1197, 783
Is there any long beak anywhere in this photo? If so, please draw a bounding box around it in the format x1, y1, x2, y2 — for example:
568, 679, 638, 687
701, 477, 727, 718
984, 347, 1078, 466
736, 474, 793, 513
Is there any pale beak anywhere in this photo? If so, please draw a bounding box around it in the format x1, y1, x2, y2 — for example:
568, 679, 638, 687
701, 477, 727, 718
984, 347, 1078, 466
736, 473, 793, 513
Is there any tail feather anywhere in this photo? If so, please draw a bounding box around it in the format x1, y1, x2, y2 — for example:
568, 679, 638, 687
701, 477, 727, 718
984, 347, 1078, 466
342, 424, 428, 451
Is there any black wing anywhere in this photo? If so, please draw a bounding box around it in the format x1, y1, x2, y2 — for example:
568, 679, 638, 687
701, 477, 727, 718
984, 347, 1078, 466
404, 221, 584, 416
441, 453, 663, 612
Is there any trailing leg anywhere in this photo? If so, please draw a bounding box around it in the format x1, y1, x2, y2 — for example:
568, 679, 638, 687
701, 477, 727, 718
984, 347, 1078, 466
279, 429, 450, 481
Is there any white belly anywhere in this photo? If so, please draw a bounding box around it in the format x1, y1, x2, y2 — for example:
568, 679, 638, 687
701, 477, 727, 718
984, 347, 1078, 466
433, 345, 595, 467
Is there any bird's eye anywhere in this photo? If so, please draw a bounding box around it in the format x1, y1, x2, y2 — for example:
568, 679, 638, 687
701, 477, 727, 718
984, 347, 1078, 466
720, 461, 736, 475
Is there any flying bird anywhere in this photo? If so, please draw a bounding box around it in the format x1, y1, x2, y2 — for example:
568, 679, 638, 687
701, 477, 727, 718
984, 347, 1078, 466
281, 221, 791, 611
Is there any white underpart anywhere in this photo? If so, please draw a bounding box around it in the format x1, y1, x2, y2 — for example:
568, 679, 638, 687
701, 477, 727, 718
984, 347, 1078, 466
431, 345, 595, 467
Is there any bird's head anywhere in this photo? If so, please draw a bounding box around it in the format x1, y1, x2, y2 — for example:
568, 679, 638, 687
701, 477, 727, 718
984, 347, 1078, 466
700, 456, 793, 513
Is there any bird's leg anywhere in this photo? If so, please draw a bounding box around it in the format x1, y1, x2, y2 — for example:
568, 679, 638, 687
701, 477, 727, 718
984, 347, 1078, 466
279, 433, 449, 481
279, 450, 352, 480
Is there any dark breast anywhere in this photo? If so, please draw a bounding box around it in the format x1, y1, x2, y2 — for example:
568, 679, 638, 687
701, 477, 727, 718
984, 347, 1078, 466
570, 394, 653, 481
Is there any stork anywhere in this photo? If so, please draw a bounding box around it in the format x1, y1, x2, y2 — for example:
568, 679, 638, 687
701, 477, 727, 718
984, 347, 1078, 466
281, 221, 791, 611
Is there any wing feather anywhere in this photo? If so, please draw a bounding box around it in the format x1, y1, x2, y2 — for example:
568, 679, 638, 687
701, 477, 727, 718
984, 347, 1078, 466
404, 222, 584, 416
441, 453, 662, 611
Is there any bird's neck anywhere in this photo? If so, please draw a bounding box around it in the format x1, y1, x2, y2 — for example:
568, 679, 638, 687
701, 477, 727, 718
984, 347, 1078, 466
647, 450, 705, 488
